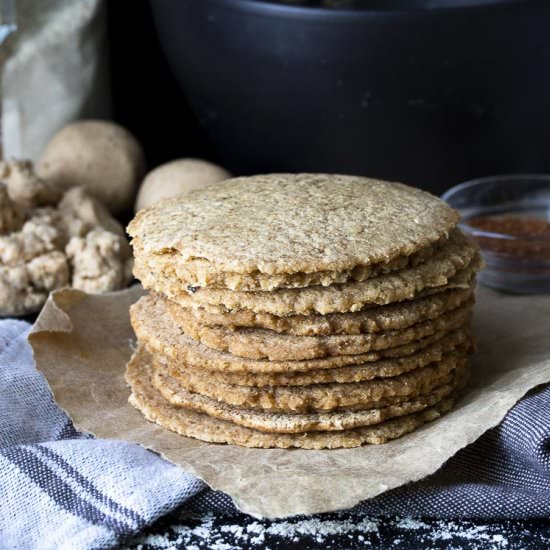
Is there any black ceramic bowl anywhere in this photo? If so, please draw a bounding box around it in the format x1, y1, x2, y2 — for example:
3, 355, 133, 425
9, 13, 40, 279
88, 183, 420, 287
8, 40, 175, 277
151, 0, 550, 194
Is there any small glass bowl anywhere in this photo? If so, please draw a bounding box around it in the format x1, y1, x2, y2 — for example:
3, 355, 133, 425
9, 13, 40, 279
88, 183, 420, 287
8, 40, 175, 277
442, 174, 550, 294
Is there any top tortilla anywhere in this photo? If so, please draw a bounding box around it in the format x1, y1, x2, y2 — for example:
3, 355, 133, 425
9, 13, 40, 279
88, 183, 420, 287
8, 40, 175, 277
135, 230, 480, 316
128, 174, 459, 282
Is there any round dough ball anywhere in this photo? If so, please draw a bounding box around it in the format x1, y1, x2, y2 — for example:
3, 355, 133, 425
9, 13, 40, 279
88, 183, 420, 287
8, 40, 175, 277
135, 158, 230, 212
37, 120, 146, 214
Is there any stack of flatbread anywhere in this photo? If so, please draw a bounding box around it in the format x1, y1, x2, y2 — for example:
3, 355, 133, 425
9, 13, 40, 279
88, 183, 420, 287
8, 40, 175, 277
126, 174, 481, 449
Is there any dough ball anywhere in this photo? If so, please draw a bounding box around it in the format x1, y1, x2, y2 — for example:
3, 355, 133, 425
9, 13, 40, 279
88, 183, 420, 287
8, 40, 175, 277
135, 158, 230, 212
37, 120, 146, 214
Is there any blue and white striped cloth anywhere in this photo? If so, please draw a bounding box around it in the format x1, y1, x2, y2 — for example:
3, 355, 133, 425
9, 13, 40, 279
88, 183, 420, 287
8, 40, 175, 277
1, 319, 550, 549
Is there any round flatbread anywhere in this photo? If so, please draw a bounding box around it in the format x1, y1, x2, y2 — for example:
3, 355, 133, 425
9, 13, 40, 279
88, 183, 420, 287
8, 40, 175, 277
166, 298, 473, 361
128, 173, 460, 292
132, 231, 449, 292
126, 351, 458, 449
147, 356, 468, 433
151, 349, 465, 413
164, 287, 474, 336
135, 230, 481, 316
130, 292, 472, 373
163, 329, 473, 387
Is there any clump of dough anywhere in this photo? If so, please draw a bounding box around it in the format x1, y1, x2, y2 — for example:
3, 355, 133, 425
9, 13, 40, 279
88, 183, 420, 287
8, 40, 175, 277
37, 120, 146, 214
0, 207, 70, 316
135, 158, 230, 212
58, 186, 126, 239
0, 208, 66, 266
0, 159, 63, 207
0, 160, 133, 316
0, 184, 25, 235
66, 228, 133, 294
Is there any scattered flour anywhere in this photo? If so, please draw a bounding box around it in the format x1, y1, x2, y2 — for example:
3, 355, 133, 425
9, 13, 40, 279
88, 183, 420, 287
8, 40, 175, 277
124, 512, 546, 549
395, 518, 431, 530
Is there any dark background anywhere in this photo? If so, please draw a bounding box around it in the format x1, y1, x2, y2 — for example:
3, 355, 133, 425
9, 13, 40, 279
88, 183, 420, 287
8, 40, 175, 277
107, 0, 550, 196
107, 0, 213, 171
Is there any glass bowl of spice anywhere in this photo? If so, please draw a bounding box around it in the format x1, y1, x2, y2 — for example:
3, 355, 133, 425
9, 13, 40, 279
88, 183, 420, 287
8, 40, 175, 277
442, 174, 550, 294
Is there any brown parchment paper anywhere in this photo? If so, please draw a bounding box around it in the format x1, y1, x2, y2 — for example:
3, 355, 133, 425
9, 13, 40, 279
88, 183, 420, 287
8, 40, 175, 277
29, 285, 550, 518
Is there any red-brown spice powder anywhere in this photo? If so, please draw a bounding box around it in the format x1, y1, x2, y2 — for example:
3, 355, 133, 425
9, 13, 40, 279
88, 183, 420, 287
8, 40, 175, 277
466, 215, 550, 262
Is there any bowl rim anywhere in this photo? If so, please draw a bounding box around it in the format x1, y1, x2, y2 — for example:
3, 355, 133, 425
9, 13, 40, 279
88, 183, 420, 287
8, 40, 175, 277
442, 173, 550, 242
209, 0, 535, 19
441, 173, 550, 205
